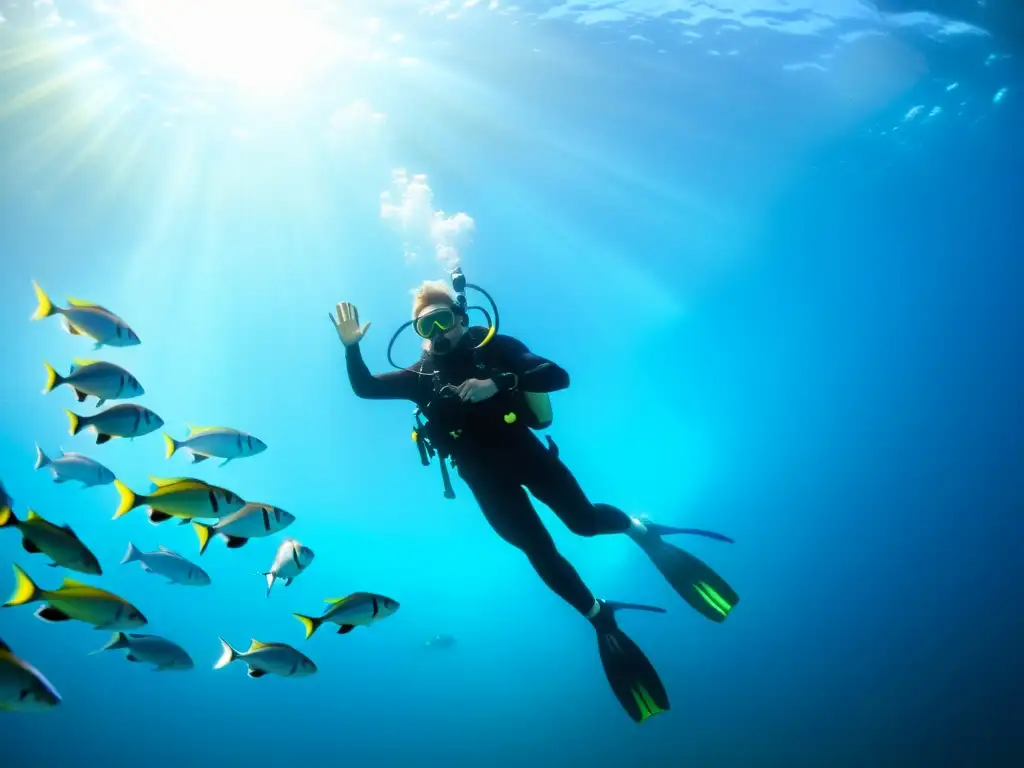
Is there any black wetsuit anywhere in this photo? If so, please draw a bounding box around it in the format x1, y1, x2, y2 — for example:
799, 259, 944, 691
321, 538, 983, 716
345, 327, 632, 616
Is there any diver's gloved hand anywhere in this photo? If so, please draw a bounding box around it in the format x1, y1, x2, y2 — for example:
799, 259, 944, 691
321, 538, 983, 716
330, 302, 371, 347
455, 378, 498, 403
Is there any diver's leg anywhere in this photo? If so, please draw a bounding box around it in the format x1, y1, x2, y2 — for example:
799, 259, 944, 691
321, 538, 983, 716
463, 471, 598, 616
520, 445, 632, 536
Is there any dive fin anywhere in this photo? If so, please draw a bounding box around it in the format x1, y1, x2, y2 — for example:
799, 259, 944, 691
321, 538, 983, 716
642, 541, 739, 623
644, 523, 735, 544
596, 624, 670, 724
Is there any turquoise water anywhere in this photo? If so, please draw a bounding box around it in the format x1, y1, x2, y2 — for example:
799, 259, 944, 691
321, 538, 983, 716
1, 1, 1022, 766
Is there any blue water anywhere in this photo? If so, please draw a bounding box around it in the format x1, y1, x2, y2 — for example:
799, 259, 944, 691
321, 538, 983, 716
2, 1, 1022, 766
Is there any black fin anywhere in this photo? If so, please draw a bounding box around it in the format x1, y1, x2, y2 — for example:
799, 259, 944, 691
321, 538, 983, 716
35, 606, 72, 622
73, 388, 88, 403
225, 536, 248, 549
148, 510, 172, 524
247, 667, 267, 678
96, 434, 112, 445
338, 624, 355, 634
190, 453, 210, 464
125, 653, 140, 662
22, 538, 42, 554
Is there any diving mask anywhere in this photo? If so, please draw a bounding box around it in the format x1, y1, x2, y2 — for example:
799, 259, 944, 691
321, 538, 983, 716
414, 307, 457, 339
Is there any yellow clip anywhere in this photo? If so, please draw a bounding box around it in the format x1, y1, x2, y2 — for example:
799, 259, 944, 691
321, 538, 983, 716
504, 412, 517, 424
449, 429, 462, 439
411, 430, 419, 442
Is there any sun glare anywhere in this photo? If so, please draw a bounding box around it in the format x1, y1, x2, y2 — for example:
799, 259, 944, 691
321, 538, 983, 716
114, 0, 346, 94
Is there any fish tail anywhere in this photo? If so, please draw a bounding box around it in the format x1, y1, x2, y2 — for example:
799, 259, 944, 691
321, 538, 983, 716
0, 506, 16, 528
112, 480, 142, 519
65, 410, 83, 436
30, 281, 59, 321
192, 523, 214, 556
33, 443, 50, 471
293, 613, 322, 640
42, 361, 64, 394
92, 631, 130, 655
120, 542, 142, 565
261, 571, 276, 597
162, 433, 179, 459
214, 637, 239, 670
4, 564, 42, 607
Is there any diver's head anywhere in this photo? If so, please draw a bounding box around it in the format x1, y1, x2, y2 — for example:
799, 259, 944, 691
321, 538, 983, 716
411, 279, 467, 357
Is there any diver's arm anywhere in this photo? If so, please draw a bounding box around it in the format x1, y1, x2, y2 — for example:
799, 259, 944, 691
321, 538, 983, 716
488, 335, 570, 394
344, 343, 420, 401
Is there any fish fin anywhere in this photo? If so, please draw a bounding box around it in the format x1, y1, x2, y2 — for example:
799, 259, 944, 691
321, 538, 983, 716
247, 639, 271, 651
4, 564, 42, 607
41, 362, 63, 394
94, 631, 129, 653
247, 667, 267, 678
22, 539, 42, 554
140, 563, 153, 572
73, 388, 88, 403
284, 578, 293, 587
46, 562, 59, 568
53, 476, 69, 484
176, 518, 191, 526
214, 637, 238, 669
121, 542, 141, 565
193, 523, 213, 555
263, 572, 276, 597
162, 433, 178, 459
92, 341, 103, 351
95, 433, 112, 445
324, 596, 350, 605
338, 624, 356, 635
61, 577, 88, 588
0, 507, 16, 527
72, 358, 100, 368
125, 653, 141, 662
31, 281, 59, 320
224, 536, 247, 549
157, 545, 174, 553
62, 317, 82, 335
189, 452, 210, 464
293, 613, 322, 640
35, 606, 72, 622
218, 458, 233, 468
67, 296, 98, 307
148, 477, 190, 488
95, 398, 106, 407
148, 510, 172, 524
186, 424, 226, 436
65, 410, 83, 436
26, 510, 42, 521
112, 479, 141, 519
33, 443, 50, 470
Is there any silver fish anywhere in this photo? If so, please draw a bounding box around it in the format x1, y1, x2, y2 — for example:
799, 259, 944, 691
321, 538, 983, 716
30, 282, 140, 349
259, 538, 314, 597
42, 359, 144, 407
34, 444, 115, 487
192, 503, 295, 555
0, 638, 61, 712
93, 632, 193, 671
293, 592, 400, 639
66, 404, 164, 445
121, 543, 210, 586
0, 508, 102, 575
424, 634, 457, 650
213, 638, 316, 679
163, 425, 267, 467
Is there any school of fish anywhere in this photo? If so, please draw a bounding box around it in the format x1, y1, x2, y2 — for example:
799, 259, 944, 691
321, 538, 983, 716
0, 283, 404, 711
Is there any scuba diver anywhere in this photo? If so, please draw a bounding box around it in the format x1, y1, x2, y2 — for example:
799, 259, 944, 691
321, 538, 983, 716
331, 268, 740, 723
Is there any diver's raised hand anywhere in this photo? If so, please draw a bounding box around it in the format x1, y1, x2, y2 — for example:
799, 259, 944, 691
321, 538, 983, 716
330, 302, 371, 347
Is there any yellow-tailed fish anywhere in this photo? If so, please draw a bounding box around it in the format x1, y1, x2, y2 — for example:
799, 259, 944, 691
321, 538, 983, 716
164, 425, 267, 467
92, 632, 194, 671
293, 592, 400, 640
2, 564, 147, 629
113, 477, 246, 525
0, 508, 102, 575
30, 282, 140, 348
66, 404, 164, 445
0, 638, 61, 712
193, 503, 294, 555
213, 638, 316, 679
42, 359, 144, 406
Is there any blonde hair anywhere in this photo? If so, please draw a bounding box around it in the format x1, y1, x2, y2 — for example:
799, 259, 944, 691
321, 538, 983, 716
411, 279, 456, 319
